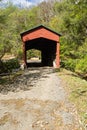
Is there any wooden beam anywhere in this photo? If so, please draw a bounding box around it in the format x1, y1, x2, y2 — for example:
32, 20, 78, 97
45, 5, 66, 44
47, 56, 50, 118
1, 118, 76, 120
23, 42, 27, 66
55, 42, 60, 68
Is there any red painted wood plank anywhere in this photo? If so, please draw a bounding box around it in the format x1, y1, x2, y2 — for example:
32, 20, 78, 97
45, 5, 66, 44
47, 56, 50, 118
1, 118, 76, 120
22, 28, 59, 42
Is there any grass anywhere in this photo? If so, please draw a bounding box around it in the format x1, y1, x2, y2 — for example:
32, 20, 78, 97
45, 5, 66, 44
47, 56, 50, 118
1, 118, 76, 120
57, 68, 87, 128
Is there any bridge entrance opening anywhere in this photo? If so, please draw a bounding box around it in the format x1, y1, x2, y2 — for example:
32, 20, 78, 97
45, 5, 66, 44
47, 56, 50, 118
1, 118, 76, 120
25, 38, 56, 67
27, 49, 41, 67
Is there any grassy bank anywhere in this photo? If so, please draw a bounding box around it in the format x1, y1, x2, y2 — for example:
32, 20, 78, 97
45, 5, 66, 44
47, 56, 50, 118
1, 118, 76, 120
57, 68, 87, 129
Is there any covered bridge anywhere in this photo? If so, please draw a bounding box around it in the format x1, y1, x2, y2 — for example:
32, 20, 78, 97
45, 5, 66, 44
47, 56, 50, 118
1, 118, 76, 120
20, 25, 61, 68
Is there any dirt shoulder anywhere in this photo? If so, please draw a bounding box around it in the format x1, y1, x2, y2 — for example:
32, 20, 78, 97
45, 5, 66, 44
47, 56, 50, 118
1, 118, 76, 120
58, 68, 87, 130
0, 67, 81, 130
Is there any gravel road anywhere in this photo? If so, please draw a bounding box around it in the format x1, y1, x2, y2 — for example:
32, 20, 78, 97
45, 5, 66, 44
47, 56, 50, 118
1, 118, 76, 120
0, 67, 80, 130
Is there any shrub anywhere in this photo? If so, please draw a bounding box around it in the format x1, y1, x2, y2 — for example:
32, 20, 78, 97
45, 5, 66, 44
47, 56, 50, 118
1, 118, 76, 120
0, 60, 5, 73
75, 56, 87, 74
17, 50, 23, 60
61, 58, 77, 72
0, 58, 20, 73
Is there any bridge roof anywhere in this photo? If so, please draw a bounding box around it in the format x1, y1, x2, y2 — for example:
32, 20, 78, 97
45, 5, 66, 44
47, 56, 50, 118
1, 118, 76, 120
20, 25, 61, 42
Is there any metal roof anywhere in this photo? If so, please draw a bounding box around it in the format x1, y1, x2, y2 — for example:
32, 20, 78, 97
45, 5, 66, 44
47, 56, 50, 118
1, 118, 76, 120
20, 25, 61, 37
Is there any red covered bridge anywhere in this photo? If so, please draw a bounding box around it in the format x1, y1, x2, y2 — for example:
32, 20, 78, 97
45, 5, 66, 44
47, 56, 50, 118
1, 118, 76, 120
20, 25, 61, 68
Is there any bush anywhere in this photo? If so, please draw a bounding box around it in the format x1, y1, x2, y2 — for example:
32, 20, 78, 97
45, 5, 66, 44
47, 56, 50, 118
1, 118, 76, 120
61, 59, 77, 72
0, 58, 20, 73
75, 56, 87, 74
17, 50, 23, 60
0, 60, 5, 73
61, 56, 87, 75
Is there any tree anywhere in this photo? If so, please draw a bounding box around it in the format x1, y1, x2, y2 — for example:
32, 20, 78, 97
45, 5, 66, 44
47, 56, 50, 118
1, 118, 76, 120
37, 1, 54, 25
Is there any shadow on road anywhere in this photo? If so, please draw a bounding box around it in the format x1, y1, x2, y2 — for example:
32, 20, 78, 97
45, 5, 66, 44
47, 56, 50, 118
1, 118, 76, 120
0, 67, 56, 94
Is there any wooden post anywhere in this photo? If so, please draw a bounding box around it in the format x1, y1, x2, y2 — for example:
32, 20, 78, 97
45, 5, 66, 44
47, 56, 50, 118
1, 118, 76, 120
55, 42, 60, 68
23, 42, 27, 67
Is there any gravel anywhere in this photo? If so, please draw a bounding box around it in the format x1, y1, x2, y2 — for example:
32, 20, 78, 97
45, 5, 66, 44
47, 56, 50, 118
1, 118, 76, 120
0, 67, 80, 129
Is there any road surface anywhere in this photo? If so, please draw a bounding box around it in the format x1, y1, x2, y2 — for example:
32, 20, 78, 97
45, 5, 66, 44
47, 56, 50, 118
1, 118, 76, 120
0, 67, 80, 130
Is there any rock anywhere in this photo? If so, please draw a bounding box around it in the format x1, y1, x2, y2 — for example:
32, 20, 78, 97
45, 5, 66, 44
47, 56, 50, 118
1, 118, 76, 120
20, 64, 26, 70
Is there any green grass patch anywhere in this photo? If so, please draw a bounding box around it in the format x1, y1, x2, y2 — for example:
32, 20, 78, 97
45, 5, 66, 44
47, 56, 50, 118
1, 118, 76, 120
58, 68, 87, 127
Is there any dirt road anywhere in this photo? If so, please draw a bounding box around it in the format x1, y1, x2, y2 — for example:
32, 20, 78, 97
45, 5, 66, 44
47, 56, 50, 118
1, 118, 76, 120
0, 67, 80, 130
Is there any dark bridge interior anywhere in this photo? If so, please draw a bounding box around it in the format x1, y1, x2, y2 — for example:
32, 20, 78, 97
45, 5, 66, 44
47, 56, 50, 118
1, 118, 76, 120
25, 38, 57, 67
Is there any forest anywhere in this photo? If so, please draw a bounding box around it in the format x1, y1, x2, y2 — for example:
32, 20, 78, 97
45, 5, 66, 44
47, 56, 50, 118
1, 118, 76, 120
0, 0, 87, 74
